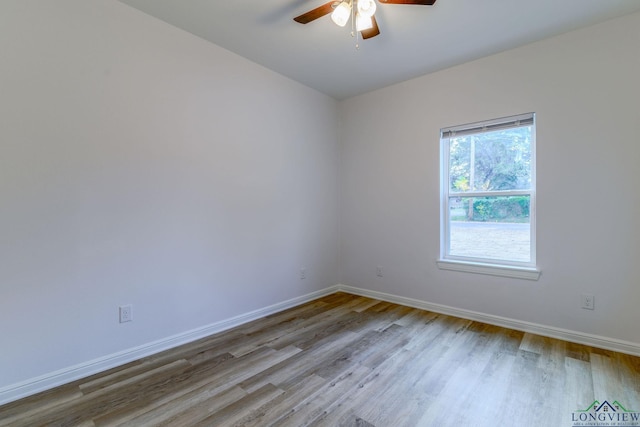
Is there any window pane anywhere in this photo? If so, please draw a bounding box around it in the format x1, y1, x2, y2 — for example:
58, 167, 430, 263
449, 196, 530, 262
449, 126, 532, 192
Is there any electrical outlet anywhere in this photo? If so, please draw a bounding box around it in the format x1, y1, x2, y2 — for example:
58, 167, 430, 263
300, 267, 306, 280
581, 294, 595, 310
376, 266, 383, 277
119, 305, 133, 323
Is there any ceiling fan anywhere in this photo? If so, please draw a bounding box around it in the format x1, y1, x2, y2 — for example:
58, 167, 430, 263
294, 0, 437, 41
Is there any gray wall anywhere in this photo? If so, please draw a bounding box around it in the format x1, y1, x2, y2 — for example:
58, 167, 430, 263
0, 0, 340, 393
339, 12, 640, 346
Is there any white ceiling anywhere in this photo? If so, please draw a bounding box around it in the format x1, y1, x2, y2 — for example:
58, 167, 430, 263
118, 0, 640, 100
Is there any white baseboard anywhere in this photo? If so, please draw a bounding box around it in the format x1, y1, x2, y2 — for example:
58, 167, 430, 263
0, 286, 340, 406
3, 283, 638, 406
335, 284, 640, 357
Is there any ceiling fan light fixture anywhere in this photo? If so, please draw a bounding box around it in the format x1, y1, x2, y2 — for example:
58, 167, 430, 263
331, 1, 351, 27
355, 13, 373, 31
356, 0, 377, 18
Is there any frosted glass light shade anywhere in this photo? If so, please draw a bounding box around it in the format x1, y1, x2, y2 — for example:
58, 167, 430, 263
331, 2, 351, 27
357, 0, 377, 18
356, 13, 373, 31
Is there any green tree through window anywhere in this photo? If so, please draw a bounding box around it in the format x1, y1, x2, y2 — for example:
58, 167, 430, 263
440, 113, 536, 269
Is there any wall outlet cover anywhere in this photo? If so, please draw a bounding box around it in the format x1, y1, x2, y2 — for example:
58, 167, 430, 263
581, 294, 595, 310
119, 305, 133, 323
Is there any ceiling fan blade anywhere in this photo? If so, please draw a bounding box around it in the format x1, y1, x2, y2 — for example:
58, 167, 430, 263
379, 0, 436, 4
361, 15, 380, 39
294, 2, 336, 24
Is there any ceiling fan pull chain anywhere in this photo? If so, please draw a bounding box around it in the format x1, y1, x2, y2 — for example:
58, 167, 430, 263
352, 0, 360, 49
350, 0, 355, 37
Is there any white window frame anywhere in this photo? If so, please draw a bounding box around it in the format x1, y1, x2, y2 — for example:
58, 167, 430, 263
437, 113, 540, 280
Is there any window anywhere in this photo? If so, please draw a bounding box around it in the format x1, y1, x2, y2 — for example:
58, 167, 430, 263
438, 113, 539, 280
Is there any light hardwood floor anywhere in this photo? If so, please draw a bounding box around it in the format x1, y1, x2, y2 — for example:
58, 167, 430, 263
1, 292, 639, 426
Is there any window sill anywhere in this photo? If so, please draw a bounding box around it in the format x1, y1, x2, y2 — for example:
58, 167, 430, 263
436, 259, 541, 281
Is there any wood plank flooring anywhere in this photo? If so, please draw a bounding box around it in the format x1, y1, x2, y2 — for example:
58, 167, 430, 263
1, 292, 639, 426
